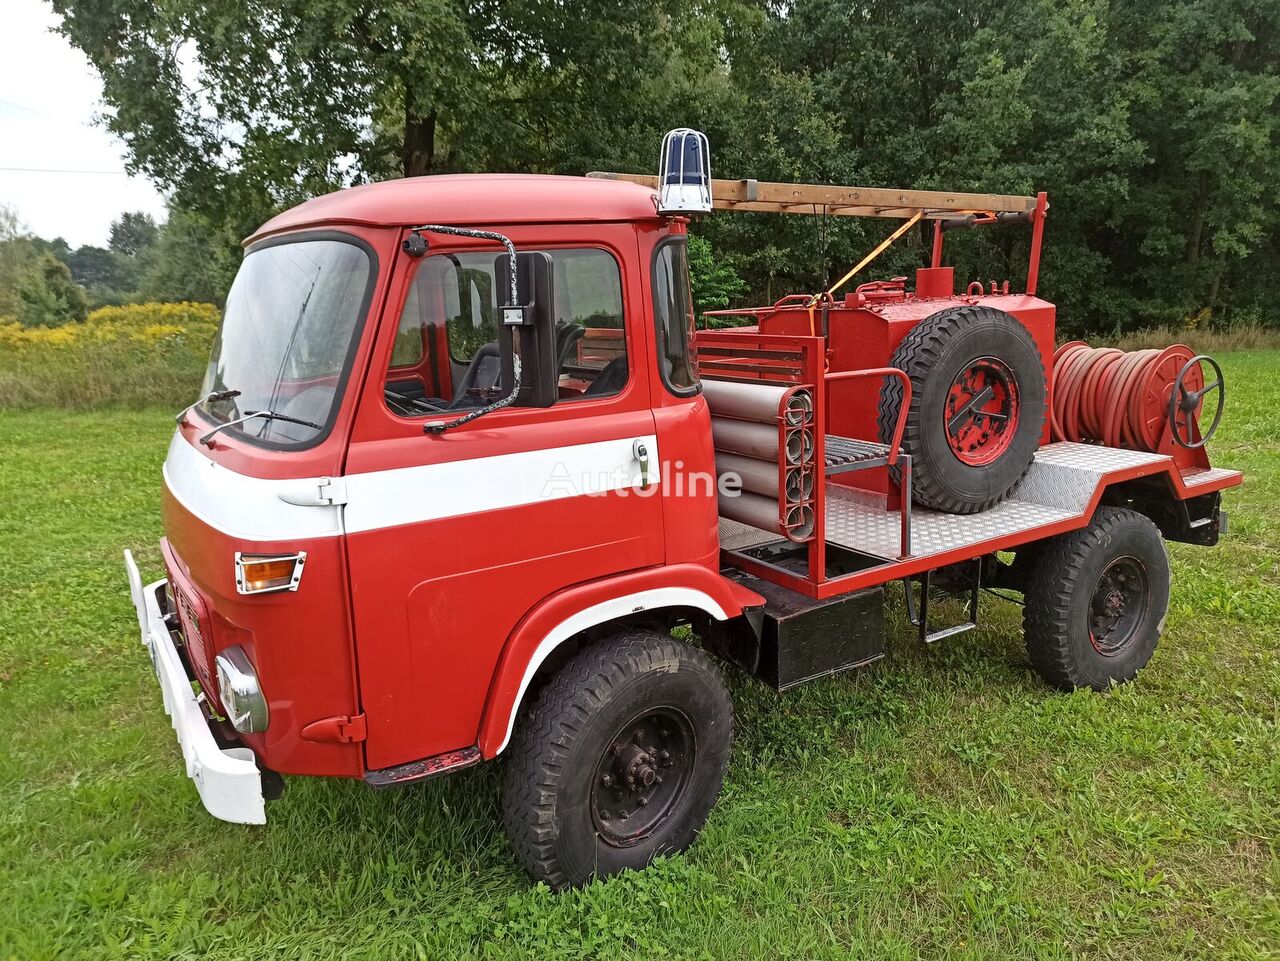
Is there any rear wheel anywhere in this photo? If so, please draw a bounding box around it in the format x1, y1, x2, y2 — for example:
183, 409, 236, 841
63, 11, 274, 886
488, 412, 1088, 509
502, 629, 733, 888
879, 305, 1046, 513
1023, 507, 1170, 690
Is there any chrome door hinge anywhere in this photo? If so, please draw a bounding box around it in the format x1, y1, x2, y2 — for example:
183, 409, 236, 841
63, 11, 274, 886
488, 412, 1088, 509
278, 476, 348, 508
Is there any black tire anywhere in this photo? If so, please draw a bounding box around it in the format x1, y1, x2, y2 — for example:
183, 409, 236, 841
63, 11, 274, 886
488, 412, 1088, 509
1023, 507, 1170, 690
502, 629, 733, 888
878, 305, 1047, 514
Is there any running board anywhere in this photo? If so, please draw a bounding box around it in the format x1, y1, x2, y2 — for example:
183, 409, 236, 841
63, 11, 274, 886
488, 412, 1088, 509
904, 561, 981, 645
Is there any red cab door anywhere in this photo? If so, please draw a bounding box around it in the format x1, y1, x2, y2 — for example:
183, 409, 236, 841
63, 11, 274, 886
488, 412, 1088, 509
344, 226, 664, 770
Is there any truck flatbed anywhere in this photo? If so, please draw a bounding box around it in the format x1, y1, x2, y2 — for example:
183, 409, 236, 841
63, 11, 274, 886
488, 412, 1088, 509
720, 441, 1241, 599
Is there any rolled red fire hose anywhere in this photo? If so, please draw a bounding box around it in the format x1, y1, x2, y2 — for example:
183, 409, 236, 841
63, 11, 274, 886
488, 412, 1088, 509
1050, 343, 1204, 450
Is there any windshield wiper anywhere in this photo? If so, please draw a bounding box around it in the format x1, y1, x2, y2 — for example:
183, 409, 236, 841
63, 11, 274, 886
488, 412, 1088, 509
199, 409, 323, 447
176, 388, 240, 425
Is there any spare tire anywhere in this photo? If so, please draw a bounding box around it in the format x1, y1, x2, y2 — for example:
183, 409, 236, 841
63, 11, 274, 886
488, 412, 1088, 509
878, 305, 1046, 514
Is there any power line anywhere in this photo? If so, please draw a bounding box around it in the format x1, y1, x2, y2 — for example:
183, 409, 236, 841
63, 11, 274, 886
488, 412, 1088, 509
0, 165, 129, 175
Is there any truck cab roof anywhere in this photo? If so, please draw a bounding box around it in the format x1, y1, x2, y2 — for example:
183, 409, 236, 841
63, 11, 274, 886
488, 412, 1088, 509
248, 174, 662, 245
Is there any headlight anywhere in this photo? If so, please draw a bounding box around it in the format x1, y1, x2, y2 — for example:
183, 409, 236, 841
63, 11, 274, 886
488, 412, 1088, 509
215, 645, 269, 733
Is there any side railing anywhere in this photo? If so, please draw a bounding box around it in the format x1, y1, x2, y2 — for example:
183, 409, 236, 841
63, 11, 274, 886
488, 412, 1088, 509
697, 330, 914, 596
824, 367, 913, 560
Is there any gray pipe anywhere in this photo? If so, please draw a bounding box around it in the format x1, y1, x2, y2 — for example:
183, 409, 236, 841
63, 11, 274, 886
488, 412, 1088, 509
712, 417, 804, 465
715, 452, 813, 502
703, 380, 812, 426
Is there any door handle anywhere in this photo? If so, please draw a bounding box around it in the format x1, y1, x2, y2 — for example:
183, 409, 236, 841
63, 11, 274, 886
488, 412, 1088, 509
632, 439, 651, 490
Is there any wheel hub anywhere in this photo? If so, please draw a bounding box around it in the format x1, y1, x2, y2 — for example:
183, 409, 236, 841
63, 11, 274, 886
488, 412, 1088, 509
945, 356, 1020, 466
591, 708, 693, 847
1089, 556, 1150, 656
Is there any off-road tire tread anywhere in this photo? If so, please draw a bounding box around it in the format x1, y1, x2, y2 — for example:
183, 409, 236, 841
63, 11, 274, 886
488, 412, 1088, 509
1022, 506, 1166, 690
501, 630, 732, 888
878, 305, 1046, 514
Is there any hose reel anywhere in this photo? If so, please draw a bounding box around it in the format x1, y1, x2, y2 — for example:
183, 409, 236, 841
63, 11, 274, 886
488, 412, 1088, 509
1050, 343, 1224, 451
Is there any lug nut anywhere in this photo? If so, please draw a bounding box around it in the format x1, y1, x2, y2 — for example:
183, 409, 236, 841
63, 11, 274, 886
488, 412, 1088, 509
638, 797, 648, 806
601, 774, 613, 787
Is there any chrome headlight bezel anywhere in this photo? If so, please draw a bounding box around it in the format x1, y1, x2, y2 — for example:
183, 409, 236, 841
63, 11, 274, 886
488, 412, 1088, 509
214, 645, 269, 733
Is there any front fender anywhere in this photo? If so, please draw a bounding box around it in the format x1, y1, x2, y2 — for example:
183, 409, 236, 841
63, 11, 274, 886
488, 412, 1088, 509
476, 563, 762, 757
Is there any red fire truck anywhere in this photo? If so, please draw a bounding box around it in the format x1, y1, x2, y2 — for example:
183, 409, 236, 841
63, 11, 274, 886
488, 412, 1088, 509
125, 130, 1240, 888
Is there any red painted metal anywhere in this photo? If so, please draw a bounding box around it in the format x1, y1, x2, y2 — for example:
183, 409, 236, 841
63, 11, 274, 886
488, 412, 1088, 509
825, 367, 912, 463
159, 499, 365, 778
1026, 191, 1048, 296
944, 356, 1020, 466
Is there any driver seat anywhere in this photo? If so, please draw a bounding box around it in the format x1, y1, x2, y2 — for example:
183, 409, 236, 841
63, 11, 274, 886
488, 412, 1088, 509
448, 342, 502, 408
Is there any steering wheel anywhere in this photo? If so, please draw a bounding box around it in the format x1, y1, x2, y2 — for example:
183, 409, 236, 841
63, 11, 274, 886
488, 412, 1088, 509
1169, 354, 1225, 449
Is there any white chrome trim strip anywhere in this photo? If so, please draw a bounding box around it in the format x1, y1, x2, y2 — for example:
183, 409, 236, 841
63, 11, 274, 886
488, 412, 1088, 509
162, 430, 660, 541
124, 550, 266, 824
342, 434, 659, 534
493, 587, 729, 755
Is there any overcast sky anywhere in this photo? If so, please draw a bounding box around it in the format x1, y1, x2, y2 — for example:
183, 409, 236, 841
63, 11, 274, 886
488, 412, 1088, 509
0, 1, 166, 248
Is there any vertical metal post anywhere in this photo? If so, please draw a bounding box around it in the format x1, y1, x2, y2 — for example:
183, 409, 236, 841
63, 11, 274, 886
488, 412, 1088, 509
1026, 191, 1048, 296
808, 336, 827, 587
898, 454, 913, 560
930, 220, 944, 269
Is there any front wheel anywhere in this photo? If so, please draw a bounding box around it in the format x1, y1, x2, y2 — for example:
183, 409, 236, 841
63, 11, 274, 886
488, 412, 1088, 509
502, 629, 733, 888
1023, 507, 1170, 690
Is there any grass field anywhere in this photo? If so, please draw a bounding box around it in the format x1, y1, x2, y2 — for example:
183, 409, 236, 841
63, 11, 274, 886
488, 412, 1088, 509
2, 353, 1277, 960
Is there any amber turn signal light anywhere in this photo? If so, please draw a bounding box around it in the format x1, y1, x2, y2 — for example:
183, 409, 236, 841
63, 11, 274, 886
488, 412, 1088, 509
234, 552, 306, 595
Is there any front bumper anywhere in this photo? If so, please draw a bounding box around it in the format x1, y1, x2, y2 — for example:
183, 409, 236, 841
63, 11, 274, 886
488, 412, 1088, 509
124, 549, 266, 824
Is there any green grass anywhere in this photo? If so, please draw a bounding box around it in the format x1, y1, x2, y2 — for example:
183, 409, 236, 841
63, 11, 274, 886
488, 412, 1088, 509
2, 354, 1277, 960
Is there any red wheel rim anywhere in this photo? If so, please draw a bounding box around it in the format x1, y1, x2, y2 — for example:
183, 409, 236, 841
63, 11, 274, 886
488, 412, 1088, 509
945, 356, 1020, 466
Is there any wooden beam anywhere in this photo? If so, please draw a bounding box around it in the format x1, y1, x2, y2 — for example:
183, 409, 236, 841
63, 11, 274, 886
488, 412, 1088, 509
586, 172, 1038, 216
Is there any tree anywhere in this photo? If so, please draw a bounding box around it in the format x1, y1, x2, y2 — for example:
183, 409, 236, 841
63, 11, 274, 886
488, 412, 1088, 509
15, 254, 88, 328
141, 205, 242, 307
109, 211, 160, 256
0, 206, 37, 318
51, 0, 732, 226
64, 245, 136, 294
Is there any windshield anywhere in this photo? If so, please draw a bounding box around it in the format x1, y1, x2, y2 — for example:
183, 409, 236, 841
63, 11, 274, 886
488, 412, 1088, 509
196, 237, 373, 447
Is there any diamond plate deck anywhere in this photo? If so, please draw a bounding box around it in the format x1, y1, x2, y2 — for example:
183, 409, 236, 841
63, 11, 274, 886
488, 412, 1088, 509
825, 443, 1167, 559
1180, 467, 1240, 489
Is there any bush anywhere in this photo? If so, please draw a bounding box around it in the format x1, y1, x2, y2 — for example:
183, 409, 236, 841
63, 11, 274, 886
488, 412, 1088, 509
15, 253, 87, 328
0, 301, 218, 409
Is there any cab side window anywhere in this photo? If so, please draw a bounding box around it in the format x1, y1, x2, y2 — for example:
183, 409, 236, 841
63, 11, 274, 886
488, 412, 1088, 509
652, 239, 699, 395
384, 247, 628, 418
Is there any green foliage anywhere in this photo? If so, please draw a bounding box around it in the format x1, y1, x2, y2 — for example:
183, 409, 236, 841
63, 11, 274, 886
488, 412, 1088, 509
687, 233, 747, 322
139, 205, 241, 308
39, 0, 1280, 334
15, 253, 88, 328
49, 0, 730, 225
1, 352, 1278, 957
108, 211, 160, 256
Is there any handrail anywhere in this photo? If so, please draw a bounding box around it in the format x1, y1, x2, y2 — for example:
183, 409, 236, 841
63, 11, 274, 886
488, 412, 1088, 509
825, 367, 912, 464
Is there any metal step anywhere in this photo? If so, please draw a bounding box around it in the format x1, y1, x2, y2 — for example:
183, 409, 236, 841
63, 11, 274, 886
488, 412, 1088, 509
904, 561, 981, 645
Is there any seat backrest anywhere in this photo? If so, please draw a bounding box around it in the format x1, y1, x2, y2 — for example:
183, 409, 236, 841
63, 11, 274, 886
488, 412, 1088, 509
584, 354, 629, 397
449, 342, 502, 407
555, 322, 586, 373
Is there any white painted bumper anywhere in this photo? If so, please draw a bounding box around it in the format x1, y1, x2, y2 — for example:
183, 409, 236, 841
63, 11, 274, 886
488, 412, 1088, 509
124, 549, 266, 824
